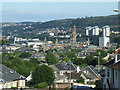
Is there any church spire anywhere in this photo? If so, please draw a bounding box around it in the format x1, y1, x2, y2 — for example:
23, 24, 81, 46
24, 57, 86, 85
72, 25, 77, 45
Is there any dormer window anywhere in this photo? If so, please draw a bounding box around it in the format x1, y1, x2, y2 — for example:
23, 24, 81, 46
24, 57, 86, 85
60, 71, 63, 75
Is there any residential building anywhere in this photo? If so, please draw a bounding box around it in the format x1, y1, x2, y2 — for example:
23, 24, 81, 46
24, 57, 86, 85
102, 25, 110, 37
27, 41, 43, 46
0, 64, 26, 89
50, 62, 81, 83
93, 26, 99, 35
99, 37, 110, 47
81, 65, 101, 84
85, 26, 92, 36
103, 48, 120, 90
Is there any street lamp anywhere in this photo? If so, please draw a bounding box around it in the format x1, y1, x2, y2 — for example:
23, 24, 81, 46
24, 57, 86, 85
98, 52, 101, 72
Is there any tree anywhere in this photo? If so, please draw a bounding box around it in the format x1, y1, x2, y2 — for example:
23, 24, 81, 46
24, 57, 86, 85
2, 52, 38, 77
96, 49, 107, 58
45, 52, 58, 65
107, 49, 114, 54
76, 77, 84, 83
19, 52, 31, 58
0, 40, 8, 45
62, 57, 70, 62
32, 65, 55, 85
35, 82, 48, 88
95, 80, 103, 89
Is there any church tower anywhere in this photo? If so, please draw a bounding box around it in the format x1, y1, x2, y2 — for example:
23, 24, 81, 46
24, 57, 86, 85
72, 25, 77, 45
55, 38, 58, 45
43, 37, 48, 52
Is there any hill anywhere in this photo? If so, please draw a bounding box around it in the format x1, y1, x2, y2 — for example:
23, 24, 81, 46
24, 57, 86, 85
2, 14, 119, 37
32, 14, 118, 30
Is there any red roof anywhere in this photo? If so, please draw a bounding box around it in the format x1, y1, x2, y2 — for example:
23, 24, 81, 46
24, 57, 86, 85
115, 48, 120, 54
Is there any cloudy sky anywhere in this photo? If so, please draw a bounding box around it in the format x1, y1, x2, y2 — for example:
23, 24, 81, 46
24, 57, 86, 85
2, 1, 118, 22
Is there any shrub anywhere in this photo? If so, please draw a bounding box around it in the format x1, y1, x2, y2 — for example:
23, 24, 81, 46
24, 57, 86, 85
36, 82, 48, 88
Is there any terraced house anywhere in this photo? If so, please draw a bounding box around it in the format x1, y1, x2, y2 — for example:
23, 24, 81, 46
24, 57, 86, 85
104, 48, 120, 90
0, 64, 26, 89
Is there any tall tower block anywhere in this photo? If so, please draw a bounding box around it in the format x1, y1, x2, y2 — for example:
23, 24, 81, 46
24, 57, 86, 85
72, 25, 77, 44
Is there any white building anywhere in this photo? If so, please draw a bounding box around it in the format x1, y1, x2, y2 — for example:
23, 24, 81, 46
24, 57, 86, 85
27, 42, 43, 46
85, 26, 92, 36
49, 33, 55, 36
93, 26, 99, 35
14, 37, 27, 42
103, 48, 120, 89
102, 26, 110, 37
85, 26, 99, 36
99, 37, 110, 47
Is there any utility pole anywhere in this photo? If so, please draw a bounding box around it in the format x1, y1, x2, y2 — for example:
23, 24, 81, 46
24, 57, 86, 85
98, 52, 101, 72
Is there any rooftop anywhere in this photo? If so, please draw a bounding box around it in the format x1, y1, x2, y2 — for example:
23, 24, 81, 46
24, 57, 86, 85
55, 61, 77, 71
115, 48, 120, 54
0, 64, 25, 83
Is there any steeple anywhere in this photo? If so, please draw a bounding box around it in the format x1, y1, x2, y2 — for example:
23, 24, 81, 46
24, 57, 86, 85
44, 37, 47, 42
55, 38, 58, 45
43, 37, 48, 52
87, 37, 90, 46
72, 25, 77, 45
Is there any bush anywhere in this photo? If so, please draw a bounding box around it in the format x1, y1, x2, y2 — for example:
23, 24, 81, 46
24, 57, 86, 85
32, 65, 55, 85
11, 87, 18, 89
95, 80, 103, 89
76, 77, 84, 83
36, 82, 48, 88
19, 52, 31, 58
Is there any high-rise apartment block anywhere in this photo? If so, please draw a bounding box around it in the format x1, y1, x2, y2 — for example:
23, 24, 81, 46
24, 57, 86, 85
85, 26, 99, 36
85, 25, 110, 36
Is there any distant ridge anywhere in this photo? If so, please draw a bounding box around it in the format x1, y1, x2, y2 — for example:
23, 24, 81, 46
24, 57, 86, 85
32, 14, 118, 31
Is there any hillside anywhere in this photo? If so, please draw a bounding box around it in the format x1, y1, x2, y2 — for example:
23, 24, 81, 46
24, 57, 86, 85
32, 14, 118, 30
2, 14, 119, 37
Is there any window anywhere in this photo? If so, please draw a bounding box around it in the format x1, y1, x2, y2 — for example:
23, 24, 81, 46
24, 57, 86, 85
107, 68, 109, 77
116, 70, 117, 80
117, 55, 120, 61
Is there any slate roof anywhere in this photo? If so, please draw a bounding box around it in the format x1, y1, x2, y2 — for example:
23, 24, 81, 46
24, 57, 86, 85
81, 65, 101, 80
55, 73, 68, 81
49, 65, 59, 71
16, 47, 36, 52
107, 61, 120, 70
104, 59, 120, 70
0, 64, 26, 83
55, 62, 77, 71
65, 72, 81, 79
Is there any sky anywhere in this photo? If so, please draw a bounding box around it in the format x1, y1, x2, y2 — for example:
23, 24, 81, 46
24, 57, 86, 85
1, 2, 118, 22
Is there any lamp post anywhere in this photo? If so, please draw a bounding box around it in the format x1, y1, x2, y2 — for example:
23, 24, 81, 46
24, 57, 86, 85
98, 52, 101, 72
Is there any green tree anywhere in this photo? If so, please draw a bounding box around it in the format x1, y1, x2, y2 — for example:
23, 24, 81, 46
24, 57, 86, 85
62, 57, 70, 62
76, 77, 84, 83
2, 52, 38, 77
0, 40, 8, 45
19, 52, 31, 58
35, 82, 48, 88
107, 49, 115, 54
32, 65, 55, 85
95, 80, 103, 89
96, 49, 107, 58
45, 52, 58, 65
